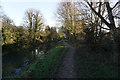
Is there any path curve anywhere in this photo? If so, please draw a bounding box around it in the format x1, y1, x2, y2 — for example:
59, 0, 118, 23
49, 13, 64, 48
55, 42, 77, 78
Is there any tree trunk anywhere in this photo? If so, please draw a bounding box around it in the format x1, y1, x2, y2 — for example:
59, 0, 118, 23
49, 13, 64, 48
112, 30, 118, 65
86, 1, 118, 65
105, 2, 118, 64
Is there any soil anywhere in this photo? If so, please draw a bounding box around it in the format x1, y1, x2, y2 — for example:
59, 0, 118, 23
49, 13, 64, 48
55, 42, 78, 78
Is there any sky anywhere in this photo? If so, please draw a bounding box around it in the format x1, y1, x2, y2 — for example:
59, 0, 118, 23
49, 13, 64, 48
0, 0, 60, 27
0, 0, 119, 27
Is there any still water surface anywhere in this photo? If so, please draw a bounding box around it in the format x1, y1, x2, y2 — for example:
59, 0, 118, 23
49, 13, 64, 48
2, 46, 45, 77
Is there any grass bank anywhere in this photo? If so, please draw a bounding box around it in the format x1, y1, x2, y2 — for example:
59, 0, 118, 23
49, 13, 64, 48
15, 45, 68, 78
75, 45, 118, 78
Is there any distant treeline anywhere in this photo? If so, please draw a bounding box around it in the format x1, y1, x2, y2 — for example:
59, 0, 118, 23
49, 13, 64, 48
1, 2, 120, 61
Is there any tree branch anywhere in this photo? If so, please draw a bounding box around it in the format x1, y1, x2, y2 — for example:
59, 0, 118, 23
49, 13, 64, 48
112, 2, 120, 10
100, 25, 110, 30
114, 16, 120, 19
98, 2, 102, 14
86, 1, 111, 29
93, 3, 105, 9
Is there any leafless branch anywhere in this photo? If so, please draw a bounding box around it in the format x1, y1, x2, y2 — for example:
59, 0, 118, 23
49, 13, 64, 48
112, 2, 120, 10
114, 16, 120, 19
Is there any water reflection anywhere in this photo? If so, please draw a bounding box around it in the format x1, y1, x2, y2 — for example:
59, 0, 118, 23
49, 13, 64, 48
14, 68, 21, 74
2, 47, 45, 77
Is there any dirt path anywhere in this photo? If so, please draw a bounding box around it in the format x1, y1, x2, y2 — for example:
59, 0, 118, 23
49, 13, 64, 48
55, 42, 77, 78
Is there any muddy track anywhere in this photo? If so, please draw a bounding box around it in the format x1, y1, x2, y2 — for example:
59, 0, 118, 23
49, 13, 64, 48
55, 42, 77, 78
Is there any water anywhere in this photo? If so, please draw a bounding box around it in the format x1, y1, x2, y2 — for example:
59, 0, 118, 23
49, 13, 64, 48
2, 47, 45, 77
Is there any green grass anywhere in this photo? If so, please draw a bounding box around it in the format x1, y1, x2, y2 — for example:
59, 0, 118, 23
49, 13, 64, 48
15, 46, 68, 78
75, 47, 118, 78
90, 63, 118, 78
76, 59, 118, 78
59, 39, 70, 43
85, 53, 118, 78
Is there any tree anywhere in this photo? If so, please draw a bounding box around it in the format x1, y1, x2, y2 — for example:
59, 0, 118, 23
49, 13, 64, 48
33, 10, 43, 42
50, 27, 58, 41
44, 25, 51, 43
77, 1, 107, 43
24, 8, 44, 43
2, 15, 15, 45
58, 26, 66, 39
85, 0, 120, 63
24, 9, 33, 40
56, 2, 79, 40
15, 26, 25, 45
56, 2, 90, 42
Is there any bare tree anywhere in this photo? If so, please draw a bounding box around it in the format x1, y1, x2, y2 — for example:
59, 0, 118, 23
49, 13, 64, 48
56, 2, 83, 40
85, 0, 120, 64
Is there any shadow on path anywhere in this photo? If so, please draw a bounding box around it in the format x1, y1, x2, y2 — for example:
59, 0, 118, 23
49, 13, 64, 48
55, 42, 77, 78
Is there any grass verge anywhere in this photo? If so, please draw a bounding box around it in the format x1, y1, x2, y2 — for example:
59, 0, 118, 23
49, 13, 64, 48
75, 46, 118, 78
14, 46, 68, 78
